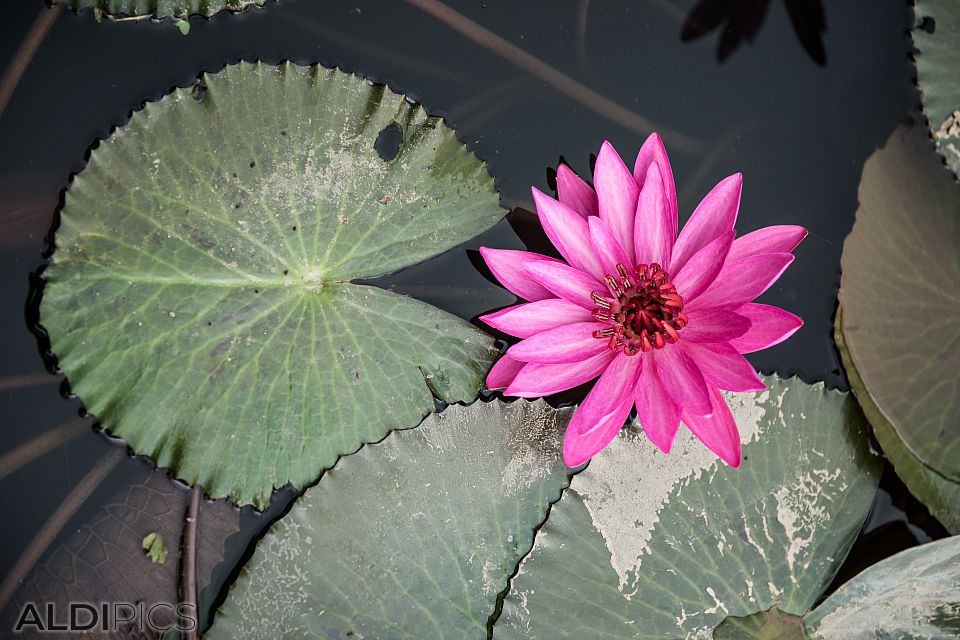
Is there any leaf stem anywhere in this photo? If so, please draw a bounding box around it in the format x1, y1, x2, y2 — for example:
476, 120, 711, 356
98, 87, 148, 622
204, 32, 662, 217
0, 371, 56, 393
0, 418, 88, 482
0, 4, 63, 120
181, 484, 202, 640
403, 0, 702, 153
0, 446, 123, 612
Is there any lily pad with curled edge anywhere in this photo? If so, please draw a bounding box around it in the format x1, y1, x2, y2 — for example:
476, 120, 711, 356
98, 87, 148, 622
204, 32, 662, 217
51, 0, 267, 19
914, 0, 960, 176
805, 536, 960, 639
836, 307, 960, 534
39, 61, 504, 508
838, 122, 960, 484
494, 375, 881, 639
208, 400, 573, 640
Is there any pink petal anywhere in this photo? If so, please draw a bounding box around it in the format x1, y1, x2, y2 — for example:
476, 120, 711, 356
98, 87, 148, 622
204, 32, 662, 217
727, 225, 807, 262
532, 187, 605, 280
654, 346, 713, 416
681, 387, 742, 467
594, 141, 639, 264
727, 303, 804, 354
633, 161, 674, 268
506, 321, 608, 364
562, 353, 642, 466
522, 259, 604, 309
671, 230, 734, 302
688, 253, 795, 311
588, 216, 631, 278
670, 173, 742, 275
486, 355, 525, 390
634, 355, 682, 453
504, 350, 616, 398
480, 247, 558, 302
681, 308, 751, 343
480, 299, 594, 339
634, 132, 678, 239
563, 395, 635, 467
681, 342, 765, 392
556, 164, 599, 217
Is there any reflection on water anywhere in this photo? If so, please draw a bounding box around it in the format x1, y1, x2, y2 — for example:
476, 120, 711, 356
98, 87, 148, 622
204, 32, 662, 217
0, 0, 937, 633
680, 0, 828, 64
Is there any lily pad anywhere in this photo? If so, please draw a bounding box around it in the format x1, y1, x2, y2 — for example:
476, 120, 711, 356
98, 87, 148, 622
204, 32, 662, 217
495, 376, 881, 639
209, 400, 572, 640
914, 0, 960, 176
51, 0, 267, 19
836, 307, 960, 534
0, 469, 239, 638
40, 62, 503, 507
805, 535, 960, 639
837, 123, 960, 483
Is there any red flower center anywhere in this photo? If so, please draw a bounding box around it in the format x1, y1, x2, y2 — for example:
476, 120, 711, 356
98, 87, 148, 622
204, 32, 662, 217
590, 262, 688, 356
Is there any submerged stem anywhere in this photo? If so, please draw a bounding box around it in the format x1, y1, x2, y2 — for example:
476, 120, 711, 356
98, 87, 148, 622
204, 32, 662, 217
0, 446, 123, 612
0, 4, 63, 120
404, 0, 701, 152
0, 418, 88, 482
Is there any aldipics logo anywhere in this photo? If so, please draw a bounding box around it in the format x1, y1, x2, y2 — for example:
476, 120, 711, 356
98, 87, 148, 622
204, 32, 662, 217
12, 602, 197, 634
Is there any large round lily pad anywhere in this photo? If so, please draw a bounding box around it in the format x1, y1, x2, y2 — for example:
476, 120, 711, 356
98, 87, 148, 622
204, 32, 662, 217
914, 0, 960, 176
836, 307, 960, 534
209, 400, 572, 640
495, 376, 882, 639
51, 0, 267, 19
805, 536, 960, 639
838, 123, 960, 483
40, 62, 504, 507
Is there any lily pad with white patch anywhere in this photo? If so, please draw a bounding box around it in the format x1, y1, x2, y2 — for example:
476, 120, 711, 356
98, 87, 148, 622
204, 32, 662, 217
52, 0, 267, 19
914, 0, 960, 176
208, 400, 573, 640
838, 123, 960, 484
40, 62, 504, 507
494, 375, 881, 639
805, 535, 960, 639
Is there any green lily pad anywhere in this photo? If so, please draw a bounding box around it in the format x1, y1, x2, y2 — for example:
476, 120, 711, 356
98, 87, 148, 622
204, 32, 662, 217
209, 400, 572, 640
836, 307, 960, 534
40, 62, 504, 507
914, 0, 960, 176
51, 0, 267, 19
714, 607, 807, 640
495, 376, 881, 639
838, 123, 960, 484
805, 536, 960, 639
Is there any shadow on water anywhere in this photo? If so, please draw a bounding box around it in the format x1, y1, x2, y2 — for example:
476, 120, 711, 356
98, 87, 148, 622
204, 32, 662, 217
0, 0, 943, 633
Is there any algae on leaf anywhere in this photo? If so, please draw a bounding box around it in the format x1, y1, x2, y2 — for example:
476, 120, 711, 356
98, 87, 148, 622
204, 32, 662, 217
210, 400, 572, 640
805, 536, 960, 640
40, 62, 504, 507
51, 0, 267, 19
495, 376, 881, 639
914, 0, 960, 176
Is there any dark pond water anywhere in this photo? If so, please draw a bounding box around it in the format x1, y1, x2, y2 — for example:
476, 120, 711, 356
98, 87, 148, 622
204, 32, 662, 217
0, 0, 949, 633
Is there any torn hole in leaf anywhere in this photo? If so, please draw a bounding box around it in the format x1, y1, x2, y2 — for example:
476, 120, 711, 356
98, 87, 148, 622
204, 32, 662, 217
374, 122, 404, 162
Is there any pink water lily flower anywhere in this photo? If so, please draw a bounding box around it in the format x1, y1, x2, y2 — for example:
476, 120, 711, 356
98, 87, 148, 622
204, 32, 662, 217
480, 134, 805, 467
